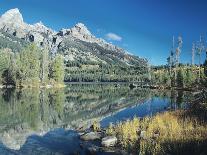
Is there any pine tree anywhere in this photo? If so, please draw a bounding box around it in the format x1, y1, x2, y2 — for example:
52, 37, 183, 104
0, 48, 16, 85
50, 54, 64, 83
163, 71, 171, 86
185, 67, 195, 87
177, 68, 184, 88
40, 49, 49, 83
0, 49, 10, 80
19, 44, 41, 84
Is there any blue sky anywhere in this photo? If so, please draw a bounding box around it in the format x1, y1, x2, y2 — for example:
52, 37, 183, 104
0, 0, 207, 65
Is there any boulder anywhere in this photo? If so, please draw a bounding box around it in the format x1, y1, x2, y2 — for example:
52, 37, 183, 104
78, 132, 85, 136
80, 132, 101, 141
140, 131, 146, 138
101, 136, 117, 147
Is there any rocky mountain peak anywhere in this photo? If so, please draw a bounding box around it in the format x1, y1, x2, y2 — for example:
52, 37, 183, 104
33, 21, 45, 27
33, 21, 53, 34
73, 23, 92, 36
0, 8, 24, 24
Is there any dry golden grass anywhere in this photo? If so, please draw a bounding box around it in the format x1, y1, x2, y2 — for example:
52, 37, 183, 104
106, 111, 207, 154
92, 120, 101, 132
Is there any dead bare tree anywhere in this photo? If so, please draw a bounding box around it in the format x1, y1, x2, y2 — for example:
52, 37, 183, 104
174, 36, 183, 85
192, 43, 195, 66
196, 35, 205, 81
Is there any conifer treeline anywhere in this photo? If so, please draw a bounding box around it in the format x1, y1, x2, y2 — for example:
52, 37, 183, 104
0, 44, 64, 87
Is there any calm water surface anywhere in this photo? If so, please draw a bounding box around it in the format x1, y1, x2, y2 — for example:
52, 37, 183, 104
0, 84, 192, 154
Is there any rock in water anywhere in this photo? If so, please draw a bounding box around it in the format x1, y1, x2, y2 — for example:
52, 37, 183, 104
101, 136, 117, 147
80, 132, 101, 141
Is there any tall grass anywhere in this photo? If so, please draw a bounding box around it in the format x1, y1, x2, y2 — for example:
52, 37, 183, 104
106, 111, 207, 154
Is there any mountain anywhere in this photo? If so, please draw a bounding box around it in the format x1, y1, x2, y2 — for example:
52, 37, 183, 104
0, 8, 148, 82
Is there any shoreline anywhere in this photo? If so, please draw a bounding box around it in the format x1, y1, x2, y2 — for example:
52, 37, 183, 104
0, 82, 205, 92
0, 83, 66, 89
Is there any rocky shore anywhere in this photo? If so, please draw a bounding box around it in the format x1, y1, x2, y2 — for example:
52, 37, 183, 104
75, 127, 125, 155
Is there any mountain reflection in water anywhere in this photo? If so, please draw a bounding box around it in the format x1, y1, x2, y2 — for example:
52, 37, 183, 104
0, 84, 192, 154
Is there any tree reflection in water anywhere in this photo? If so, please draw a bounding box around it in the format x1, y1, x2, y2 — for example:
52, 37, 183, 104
0, 84, 192, 153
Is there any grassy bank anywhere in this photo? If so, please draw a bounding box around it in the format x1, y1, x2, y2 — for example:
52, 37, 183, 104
106, 109, 207, 154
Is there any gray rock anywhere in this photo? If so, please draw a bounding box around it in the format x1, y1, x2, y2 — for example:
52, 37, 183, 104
140, 131, 146, 138
78, 132, 85, 136
80, 132, 101, 141
101, 136, 117, 147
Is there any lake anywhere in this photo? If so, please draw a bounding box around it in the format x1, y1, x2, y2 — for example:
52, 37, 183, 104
0, 84, 192, 155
